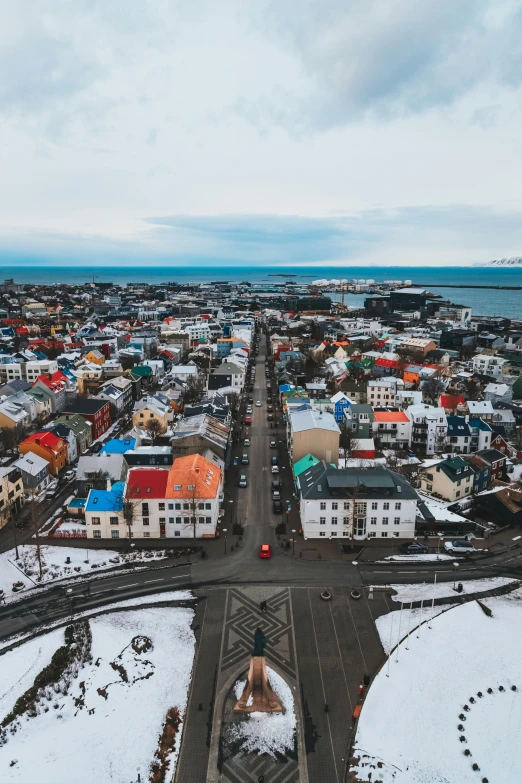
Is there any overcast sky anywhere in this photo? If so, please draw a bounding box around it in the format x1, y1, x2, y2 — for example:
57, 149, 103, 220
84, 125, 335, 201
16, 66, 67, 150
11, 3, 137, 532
1, 0, 522, 268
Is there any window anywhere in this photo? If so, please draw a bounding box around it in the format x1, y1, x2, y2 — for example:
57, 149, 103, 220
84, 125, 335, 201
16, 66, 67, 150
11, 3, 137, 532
344, 501, 350, 510
331, 502, 338, 510
159, 503, 165, 511
372, 502, 378, 510
381, 531, 388, 538
174, 530, 180, 537
355, 502, 366, 516
319, 531, 325, 537
111, 530, 119, 539
93, 530, 101, 538
383, 502, 389, 510
110, 516, 119, 525
168, 503, 174, 510
159, 517, 165, 523
368, 531, 376, 538
331, 517, 338, 525
143, 532, 150, 538
382, 517, 389, 525
142, 503, 149, 514
205, 503, 211, 510
371, 517, 377, 525
176, 517, 182, 524
393, 532, 400, 538
184, 516, 190, 524
320, 502, 326, 510
427, 484, 433, 491
395, 502, 401, 510
394, 517, 400, 525
174, 484, 182, 491
91, 517, 100, 525
183, 503, 189, 511
188, 484, 195, 491
198, 516, 204, 524
319, 517, 326, 525
198, 503, 204, 510
175, 503, 181, 510
343, 516, 350, 525
143, 517, 149, 525
169, 517, 174, 523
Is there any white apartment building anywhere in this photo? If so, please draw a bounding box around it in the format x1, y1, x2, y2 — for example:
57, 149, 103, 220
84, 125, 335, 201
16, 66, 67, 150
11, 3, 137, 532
25, 359, 59, 383
472, 353, 507, 378
298, 462, 419, 540
367, 377, 404, 407
406, 403, 448, 456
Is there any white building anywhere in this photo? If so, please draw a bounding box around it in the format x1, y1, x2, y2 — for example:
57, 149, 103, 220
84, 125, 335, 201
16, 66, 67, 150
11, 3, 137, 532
472, 353, 507, 378
367, 377, 404, 407
298, 462, 419, 540
406, 403, 448, 456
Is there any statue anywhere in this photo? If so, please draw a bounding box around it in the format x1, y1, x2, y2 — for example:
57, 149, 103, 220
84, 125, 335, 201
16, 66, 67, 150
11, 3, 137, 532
233, 627, 284, 714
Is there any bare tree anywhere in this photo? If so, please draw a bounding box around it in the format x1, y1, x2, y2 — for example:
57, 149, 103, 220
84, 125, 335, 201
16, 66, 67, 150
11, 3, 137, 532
0, 424, 27, 454
144, 418, 166, 444
339, 425, 361, 464
184, 373, 206, 404
422, 376, 446, 405
84, 469, 110, 490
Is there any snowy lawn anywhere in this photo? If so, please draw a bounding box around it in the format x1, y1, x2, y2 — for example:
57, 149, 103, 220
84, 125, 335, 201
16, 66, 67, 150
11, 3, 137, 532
0, 545, 170, 599
230, 668, 296, 757
386, 576, 517, 604
351, 589, 522, 783
379, 554, 455, 563
0, 606, 195, 783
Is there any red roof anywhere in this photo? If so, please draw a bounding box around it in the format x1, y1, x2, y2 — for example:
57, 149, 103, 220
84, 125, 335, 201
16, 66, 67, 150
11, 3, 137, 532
373, 411, 409, 422
125, 468, 169, 499
375, 358, 399, 369
22, 431, 65, 452
440, 394, 465, 410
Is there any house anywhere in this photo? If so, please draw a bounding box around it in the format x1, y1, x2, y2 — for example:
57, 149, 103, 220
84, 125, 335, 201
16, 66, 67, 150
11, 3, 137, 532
367, 377, 404, 407
0, 397, 31, 430
474, 484, 522, 528
298, 462, 419, 540
0, 465, 24, 529
101, 437, 137, 455
164, 453, 223, 538
62, 398, 111, 440
419, 456, 474, 502
170, 414, 229, 466
372, 410, 411, 450
208, 361, 245, 392
97, 376, 133, 417
406, 404, 447, 456
472, 352, 507, 377
484, 382, 512, 405
330, 391, 352, 424
76, 453, 128, 497
31, 371, 69, 412
84, 349, 105, 366
132, 396, 170, 434
446, 416, 472, 454
415, 495, 475, 536
287, 409, 340, 466
14, 452, 50, 495
399, 337, 437, 357
467, 400, 494, 422
439, 394, 466, 414
84, 481, 126, 540
465, 455, 491, 494
45, 422, 78, 464
123, 446, 174, 468
19, 431, 68, 476
54, 414, 93, 454
27, 385, 54, 420
467, 418, 493, 452
474, 448, 507, 481
344, 404, 375, 439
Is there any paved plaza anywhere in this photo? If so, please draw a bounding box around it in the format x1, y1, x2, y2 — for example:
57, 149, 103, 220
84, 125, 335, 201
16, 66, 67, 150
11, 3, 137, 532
175, 585, 389, 783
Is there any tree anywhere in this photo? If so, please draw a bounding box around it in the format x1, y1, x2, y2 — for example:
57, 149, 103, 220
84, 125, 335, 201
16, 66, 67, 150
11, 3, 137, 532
123, 497, 142, 542
0, 424, 27, 454
144, 418, 166, 444
84, 469, 110, 490
422, 376, 446, 405
184, 373, 206, 404
339, 425, 361, 464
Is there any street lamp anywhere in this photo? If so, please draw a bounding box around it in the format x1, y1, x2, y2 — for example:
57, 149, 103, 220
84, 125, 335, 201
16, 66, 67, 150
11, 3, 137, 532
137, 767, 141, 783
130, 542, 136, 565
223, 528, 228, 555
66, 587, 74, 623
292, 529, 296, 556
452, 561, 459, 590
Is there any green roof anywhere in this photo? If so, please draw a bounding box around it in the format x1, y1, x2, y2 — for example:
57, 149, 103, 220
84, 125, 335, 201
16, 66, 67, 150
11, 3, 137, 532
293, 453, 320, 476
131, 365, 152, 377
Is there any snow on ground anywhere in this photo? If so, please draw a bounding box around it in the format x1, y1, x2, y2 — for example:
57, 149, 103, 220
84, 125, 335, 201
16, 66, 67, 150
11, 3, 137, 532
375, 606, 450, 655
351, 589, 522, 783
0, 606, 195, 783
385, 576, 517, 604
379, 554, 454, 563
0, 590, 194, 652
0, 545, 169, 599
230, 668, 296, 757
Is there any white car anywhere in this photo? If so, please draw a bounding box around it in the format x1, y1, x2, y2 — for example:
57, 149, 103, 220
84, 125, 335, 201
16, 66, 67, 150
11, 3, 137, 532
256, 400, 261, 407
443, 539, 475, 555
244, 438, 251, 446
271, 465, 280, 474
246, 407, 253, 414
63, 470, 75, 481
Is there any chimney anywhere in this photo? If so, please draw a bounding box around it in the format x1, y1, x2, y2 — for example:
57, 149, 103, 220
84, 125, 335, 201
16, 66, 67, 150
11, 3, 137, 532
106, 478, 111, 491
35, 438, 40, 445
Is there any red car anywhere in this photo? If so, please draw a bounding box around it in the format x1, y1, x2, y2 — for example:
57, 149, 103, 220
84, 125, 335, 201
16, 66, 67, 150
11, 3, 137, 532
259, 544, 272, 559
245, 416, 252, 425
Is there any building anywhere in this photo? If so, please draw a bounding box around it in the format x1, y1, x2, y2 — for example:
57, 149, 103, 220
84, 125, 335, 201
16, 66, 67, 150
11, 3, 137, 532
164, 454, 223, 538
472, 352, 507, 377
400, 338, 437, 357
14, 452, 50, 494
31, 371, 69, 413
367, 378, 403, 407
0, 397, 31, 430
406, 404, 447, 456
287, 409, 340, 466
419, 456, 474, 502
54, 414, 93, 454
0, 465, 24, 529
62, 398, 111, 440
208, 361, 245, 392
372, 410, 411, 449
97, 376, 133, 417
390, 288, 427, 312
85, 481, 126, 540
19, 431, 68, 476
76, 453, 128, 497
132, 397, 170, 434
298, 462, 419, 540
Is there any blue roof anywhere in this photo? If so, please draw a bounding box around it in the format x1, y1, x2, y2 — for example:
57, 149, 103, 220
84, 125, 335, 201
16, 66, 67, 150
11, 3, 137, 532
279, 383, 293, 392
101, 438, 136, 454
468, 418, 492, 432
86, 481, 125, 513
447, 416, 471, 436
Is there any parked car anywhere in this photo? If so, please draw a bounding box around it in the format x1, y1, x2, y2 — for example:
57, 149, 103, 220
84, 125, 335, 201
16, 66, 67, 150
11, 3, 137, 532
45, 487, 58, 500
63, 470, 75, 481
271, 480, 281, 490
272, 499, 283, 513
271, 456, 278, 466
243, 438, 251, 446
248, 397, 253, 404
239, 475, 248, 488
272, 489, 281, 501
399, 541, 428, 555
245, 416, 252, 425
256, 400, 261, 407
271, 465, 280, 474
267, 413, 274, 421
267, 405, 273, 412
241, 454, 249, 465
444, 539, 476, 555
270, 441, 277, 449
246, 406, 253, 414
259, 544, 272, 559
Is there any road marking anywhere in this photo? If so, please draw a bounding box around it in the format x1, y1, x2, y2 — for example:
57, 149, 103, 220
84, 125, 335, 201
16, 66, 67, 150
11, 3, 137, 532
397, 570, 417, 574
116, 583, 139, 589
144, 578, 165, 583
171, 574, 186, 579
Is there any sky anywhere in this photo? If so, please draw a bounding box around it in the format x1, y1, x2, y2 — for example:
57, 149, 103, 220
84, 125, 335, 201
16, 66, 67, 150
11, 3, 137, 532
1, 0, 522, 268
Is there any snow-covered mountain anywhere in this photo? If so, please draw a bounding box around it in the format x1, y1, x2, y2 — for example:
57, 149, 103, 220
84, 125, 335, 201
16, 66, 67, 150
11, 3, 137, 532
487, 256, 522, 266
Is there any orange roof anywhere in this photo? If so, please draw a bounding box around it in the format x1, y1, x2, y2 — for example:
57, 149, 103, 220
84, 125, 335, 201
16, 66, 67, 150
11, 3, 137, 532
165, 454, 221, 499
373, 411, 409, 423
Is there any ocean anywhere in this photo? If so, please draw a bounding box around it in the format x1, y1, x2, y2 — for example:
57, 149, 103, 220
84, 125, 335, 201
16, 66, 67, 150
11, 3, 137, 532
1, 264, 521, 319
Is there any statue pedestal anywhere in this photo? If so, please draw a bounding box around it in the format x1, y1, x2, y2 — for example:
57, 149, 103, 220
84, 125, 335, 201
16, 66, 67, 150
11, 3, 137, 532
233, 657, 284, 714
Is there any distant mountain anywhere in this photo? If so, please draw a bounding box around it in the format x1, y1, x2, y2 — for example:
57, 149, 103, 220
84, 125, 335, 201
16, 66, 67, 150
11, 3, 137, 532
487, 257, 522, 266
